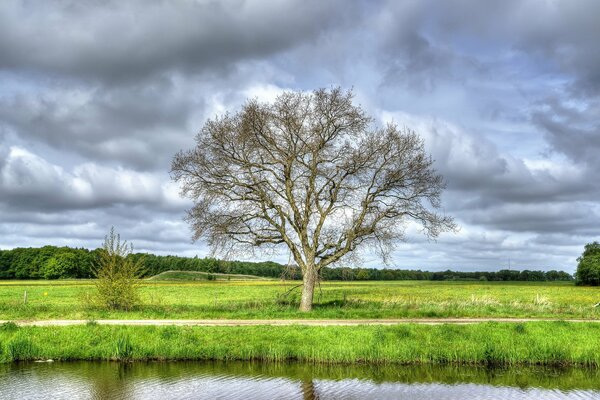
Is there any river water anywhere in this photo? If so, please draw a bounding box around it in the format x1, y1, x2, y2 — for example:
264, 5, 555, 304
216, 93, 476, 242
1, 361, 599, 399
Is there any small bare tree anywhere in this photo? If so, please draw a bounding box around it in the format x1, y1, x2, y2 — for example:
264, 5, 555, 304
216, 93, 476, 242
171, 88, 455, 311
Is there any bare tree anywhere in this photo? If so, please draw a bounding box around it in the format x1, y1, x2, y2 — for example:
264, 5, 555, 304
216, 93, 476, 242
171, 88, 455, 311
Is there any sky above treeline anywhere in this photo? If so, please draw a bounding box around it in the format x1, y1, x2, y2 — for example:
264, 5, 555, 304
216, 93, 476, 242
0, 1, 599, 272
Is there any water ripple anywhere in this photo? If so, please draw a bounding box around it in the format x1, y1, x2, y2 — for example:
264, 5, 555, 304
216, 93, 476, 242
1, 362, 599, 400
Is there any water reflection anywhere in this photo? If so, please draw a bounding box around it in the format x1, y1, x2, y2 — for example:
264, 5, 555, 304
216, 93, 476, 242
1, 361, 600, 399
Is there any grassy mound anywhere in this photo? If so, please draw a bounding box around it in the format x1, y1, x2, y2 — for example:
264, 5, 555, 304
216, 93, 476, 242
146, 270, 269, 281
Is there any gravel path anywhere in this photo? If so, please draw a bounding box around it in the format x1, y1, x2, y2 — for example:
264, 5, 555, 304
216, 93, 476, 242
2, 318, 599, 327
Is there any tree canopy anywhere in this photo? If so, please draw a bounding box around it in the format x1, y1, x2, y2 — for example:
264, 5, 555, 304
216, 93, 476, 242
576, 241, 600, 285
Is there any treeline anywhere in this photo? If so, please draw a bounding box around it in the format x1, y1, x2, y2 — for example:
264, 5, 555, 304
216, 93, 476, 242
319, 268, 572, 281
0, 246, 573, 281
0, 246, 285, 280
429, 269, 572, 282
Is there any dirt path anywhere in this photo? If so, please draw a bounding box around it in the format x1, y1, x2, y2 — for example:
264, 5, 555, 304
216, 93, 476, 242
2, 318, 599, 327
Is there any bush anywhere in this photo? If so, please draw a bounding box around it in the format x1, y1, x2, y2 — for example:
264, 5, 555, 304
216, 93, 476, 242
93, 227, 145, 310
576, 242, 600, 286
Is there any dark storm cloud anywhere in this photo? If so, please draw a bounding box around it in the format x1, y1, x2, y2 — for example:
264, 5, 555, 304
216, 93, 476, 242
462, 202, 599, 235
0, 0, 355, 84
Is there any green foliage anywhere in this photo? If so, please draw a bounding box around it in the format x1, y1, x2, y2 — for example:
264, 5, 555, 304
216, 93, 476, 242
42, 252, 82, 279
576, 242, 600, 286
93, 228, 145, 310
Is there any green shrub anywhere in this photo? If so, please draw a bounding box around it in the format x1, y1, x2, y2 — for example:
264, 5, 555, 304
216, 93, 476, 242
93, 227, 145, 310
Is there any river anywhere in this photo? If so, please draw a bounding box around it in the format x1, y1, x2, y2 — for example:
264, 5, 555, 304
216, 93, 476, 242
1, 361, 599, 399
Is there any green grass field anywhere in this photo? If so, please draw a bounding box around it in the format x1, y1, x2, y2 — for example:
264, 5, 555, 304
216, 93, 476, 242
1, 279, 598, 320
2, 321, 600, 366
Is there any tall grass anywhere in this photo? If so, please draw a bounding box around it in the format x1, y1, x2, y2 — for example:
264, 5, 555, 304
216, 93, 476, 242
114, 334, 134, 361
5, 336, 36, 361
1, 322, 600, 366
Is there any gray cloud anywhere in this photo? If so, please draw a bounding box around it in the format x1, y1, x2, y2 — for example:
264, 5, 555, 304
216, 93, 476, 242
0, 78, 197, 169
375, 2, 488, 93
390, 0, 600, 94
533, 96, 600, 170
463, 202, 600, 235
0, 0, 356, 84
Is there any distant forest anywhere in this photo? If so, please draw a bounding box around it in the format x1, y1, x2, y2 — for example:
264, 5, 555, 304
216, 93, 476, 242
0, 246, 573, 282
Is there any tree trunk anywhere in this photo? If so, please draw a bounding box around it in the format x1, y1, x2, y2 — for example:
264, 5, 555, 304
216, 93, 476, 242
299, 266, 317, 312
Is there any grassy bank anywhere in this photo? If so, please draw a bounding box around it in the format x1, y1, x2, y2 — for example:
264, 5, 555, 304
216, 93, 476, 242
1, 321, 600, 366
1, 280, 599, 320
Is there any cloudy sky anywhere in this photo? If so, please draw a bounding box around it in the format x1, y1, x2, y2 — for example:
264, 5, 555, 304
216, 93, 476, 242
1, 0, 599, 272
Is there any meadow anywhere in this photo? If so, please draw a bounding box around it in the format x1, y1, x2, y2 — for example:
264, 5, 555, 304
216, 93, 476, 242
1, 279, 599, 321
